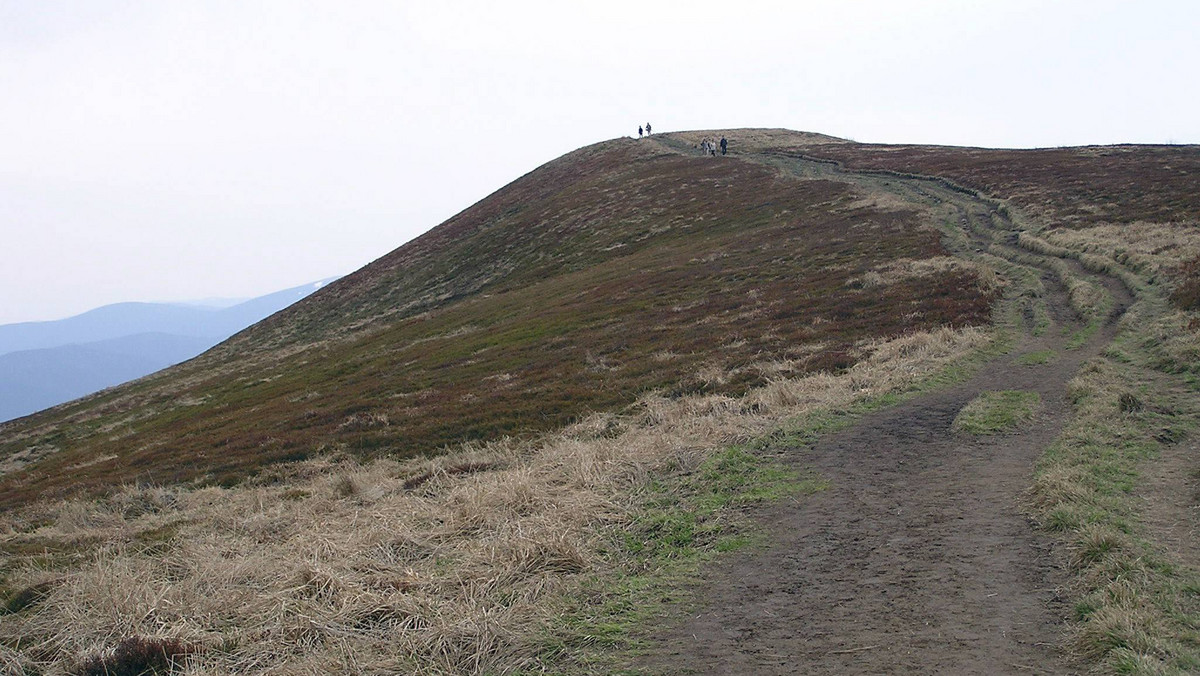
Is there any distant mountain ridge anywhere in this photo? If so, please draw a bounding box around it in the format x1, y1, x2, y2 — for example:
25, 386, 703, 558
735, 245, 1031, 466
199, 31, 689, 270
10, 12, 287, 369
0, 280, 337, 357
0, 278, 337, 422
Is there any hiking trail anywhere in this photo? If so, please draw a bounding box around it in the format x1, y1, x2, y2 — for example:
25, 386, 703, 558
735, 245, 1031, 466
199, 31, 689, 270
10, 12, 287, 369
637, 137, 1133, 674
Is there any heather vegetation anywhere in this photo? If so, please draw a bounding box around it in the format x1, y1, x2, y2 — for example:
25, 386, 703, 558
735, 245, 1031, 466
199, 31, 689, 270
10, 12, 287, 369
1, 130, 1197, 673
0, 135, 993, 508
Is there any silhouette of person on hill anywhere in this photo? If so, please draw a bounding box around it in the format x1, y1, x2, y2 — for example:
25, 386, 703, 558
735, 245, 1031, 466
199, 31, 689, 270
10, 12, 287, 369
720, 137, 727, 155
646, 122, 652, 135
638, 126, 643, 138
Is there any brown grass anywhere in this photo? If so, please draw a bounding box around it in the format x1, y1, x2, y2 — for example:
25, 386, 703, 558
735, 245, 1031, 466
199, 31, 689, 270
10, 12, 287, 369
0, 326, 987, 674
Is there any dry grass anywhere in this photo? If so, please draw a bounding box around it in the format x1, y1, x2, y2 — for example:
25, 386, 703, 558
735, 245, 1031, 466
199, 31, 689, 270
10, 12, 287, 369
845, 256, 1001, 294
0, 327, 987, 674
1040, 223, 1200, 282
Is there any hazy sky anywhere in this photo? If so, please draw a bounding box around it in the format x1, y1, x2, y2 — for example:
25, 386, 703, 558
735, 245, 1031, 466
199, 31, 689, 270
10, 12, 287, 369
2, 1, 1197, 325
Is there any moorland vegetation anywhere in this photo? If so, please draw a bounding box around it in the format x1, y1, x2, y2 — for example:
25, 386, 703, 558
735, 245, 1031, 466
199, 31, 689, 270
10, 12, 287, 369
0, 129, 1196, 674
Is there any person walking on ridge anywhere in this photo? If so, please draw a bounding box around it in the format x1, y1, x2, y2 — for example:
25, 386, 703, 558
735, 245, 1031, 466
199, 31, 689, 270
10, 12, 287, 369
720, 137, 727, 155
638, 126, 643, 138
646, 122, 652, 135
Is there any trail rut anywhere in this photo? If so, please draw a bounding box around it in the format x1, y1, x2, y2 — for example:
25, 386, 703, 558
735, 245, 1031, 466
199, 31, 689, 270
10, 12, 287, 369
638, 141, 1133, 674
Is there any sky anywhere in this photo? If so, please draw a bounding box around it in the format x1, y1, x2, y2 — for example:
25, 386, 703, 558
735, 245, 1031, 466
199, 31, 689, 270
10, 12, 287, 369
2, 0, 1198, 325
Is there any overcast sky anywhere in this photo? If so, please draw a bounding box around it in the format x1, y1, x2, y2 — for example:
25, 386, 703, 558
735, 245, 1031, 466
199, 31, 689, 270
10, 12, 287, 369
2, 1, 1197, 325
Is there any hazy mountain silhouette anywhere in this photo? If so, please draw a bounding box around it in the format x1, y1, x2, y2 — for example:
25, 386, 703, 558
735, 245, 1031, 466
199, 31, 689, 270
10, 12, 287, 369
0, 280, 337, 357
0, 278, 337, 422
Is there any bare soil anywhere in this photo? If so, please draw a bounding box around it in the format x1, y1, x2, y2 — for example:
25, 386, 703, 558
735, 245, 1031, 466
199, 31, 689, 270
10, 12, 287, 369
638, 145, 1135, 674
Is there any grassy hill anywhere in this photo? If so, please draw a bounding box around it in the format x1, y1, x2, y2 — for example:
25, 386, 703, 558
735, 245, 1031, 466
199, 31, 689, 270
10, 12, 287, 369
0, 130, 995, 507
0, 129, 1197, 675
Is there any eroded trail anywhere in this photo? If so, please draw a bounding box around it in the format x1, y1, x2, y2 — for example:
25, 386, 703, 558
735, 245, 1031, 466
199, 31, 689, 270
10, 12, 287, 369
639, 142, 1132, 674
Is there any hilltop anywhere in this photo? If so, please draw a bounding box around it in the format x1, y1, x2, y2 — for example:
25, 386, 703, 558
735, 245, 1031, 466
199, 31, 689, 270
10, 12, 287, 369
0, 129, 994, 505
0, 130, 1197, 674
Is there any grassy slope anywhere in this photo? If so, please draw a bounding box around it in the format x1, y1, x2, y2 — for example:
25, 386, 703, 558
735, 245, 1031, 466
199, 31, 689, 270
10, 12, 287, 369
0, 135, 994, 508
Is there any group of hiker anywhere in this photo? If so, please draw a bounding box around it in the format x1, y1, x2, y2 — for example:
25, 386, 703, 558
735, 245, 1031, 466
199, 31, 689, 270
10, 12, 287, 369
635, 124, 729, 156
699, 136, 728, 156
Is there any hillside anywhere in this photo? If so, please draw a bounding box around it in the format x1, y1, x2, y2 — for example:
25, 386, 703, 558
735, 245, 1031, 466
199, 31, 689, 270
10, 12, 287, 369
0, 130, 1197, 674
0, 130, 995, 506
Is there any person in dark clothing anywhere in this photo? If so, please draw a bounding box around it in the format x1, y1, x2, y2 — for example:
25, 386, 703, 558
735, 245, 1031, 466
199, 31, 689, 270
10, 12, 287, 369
646, 122, 652, 135
720, 137, 727, 155
638, 126, 643, 138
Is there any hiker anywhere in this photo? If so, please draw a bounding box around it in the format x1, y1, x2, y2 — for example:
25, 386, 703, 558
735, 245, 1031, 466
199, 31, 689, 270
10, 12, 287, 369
720, 137, 727, 155
638, 126, 643, 138
646, 122, 652, 135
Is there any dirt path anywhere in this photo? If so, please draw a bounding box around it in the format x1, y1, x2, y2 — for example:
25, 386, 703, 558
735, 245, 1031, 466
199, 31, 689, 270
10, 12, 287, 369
638, 141, 1133, 674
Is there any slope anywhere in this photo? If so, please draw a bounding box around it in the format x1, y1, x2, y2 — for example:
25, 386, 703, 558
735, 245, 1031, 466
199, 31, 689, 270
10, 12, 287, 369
0, 131, 1196, 674
626, 133, 1200, 675
0, 131, 997, 507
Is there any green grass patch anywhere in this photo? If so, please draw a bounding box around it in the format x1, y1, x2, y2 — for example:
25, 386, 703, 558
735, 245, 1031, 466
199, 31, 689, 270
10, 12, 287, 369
1066, 319, 1104, 351
952, 390, 1041, 435
545, 443, 823, 672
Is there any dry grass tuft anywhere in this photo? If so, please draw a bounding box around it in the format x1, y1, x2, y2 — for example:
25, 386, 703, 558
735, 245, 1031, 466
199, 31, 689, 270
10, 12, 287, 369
1074, 604, 1164, 664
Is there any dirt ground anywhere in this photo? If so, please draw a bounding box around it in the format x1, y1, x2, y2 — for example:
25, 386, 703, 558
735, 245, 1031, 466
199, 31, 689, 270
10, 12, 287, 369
637, 145, 1135, 675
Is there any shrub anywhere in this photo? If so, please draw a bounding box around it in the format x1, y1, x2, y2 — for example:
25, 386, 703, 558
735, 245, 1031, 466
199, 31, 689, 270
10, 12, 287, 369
1170, 255, 1200, 311
70, 636, 198, 676
2, 579, 57, 614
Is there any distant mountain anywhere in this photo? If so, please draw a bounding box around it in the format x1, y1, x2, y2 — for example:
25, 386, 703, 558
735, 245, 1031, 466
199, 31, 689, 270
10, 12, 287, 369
0, 279, 337, 357
0, 278, 337, 422
0, 333, 217, 422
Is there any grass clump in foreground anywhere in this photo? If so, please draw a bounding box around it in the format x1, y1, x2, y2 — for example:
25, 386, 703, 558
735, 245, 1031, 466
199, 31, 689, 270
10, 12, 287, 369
1029, 328, 1200, 673
953, 390, 1041, 435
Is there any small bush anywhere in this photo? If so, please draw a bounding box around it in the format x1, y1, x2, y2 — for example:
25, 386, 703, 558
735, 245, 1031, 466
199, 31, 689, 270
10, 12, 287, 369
1170, 256, 1200, 310
332, 474, 360, 498
2, 579, 57, 614
1118, 392, 1144, 414
71, 636, 198, 676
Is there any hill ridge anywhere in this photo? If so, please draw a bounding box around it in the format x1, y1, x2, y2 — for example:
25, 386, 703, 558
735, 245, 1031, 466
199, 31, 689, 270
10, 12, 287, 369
0, 128, 995, 505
